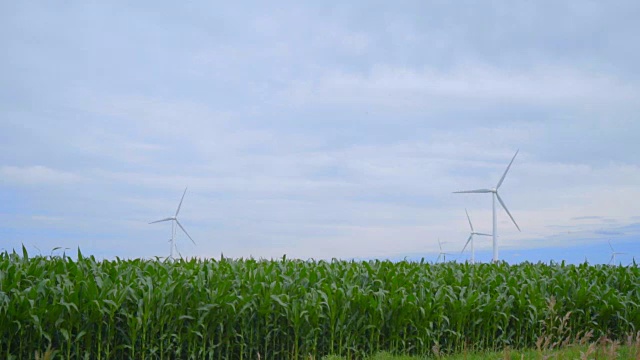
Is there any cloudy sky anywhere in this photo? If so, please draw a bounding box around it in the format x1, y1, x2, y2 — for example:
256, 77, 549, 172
1, 1, 639, 264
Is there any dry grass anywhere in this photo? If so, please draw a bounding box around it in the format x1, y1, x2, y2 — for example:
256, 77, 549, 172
321, 331, 640, 360
34, 347, 54, 360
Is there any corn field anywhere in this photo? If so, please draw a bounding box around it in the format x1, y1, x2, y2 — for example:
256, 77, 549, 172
0, 248, 638, 359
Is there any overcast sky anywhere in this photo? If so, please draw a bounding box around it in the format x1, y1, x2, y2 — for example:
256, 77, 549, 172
1, 1, 639, 264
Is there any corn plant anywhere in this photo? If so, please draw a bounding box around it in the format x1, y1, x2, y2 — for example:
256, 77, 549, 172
0, 247, 638, 359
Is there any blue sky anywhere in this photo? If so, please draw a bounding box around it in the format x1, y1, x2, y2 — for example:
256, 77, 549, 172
1, 1, 639, 263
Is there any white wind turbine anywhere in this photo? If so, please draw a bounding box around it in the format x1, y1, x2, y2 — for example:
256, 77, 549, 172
461, 209, 492, 264
453, 150, 521, 263
149, 187, 195, 259
437, 239, 454, 263
608, 240, 627, 265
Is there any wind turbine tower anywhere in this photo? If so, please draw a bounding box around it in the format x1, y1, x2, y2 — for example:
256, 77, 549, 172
437, 239, 454, 263
608, 240, 627, 265
461, 209, 492, 264
453, 151, 521, 263
149, 187, 196, 259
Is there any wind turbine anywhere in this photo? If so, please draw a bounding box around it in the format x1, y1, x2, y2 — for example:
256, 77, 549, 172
608, 240, 627, 265
437, 239, 454, 263
461, 209, 492, 264
149, 187, 195, 259
453, 150, 521, 263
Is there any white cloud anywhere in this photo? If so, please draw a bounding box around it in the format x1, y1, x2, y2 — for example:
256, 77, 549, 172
278, 64, 639, 109
1, 165, 83, 186
31, 215, 64, 223
2, 1, 640, 262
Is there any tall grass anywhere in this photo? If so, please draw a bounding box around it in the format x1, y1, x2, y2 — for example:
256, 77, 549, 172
0, 247, 638, 359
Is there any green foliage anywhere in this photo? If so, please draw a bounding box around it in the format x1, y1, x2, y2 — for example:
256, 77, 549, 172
0, 249, 638, 359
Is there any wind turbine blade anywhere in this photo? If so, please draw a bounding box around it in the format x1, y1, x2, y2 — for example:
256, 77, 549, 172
465, 209, 474, 232
476, 232, 492, 236
175, 187, 188, 217
149, 217, 173, 224
496, 193, 521, 231
496, 150, 519, 189
608, 240, 614, 252
453, 189, 493, 194
437, 254, 442, 262
176, 219, 196, 245
461, 235, 473, 253
438, 238, 443, 251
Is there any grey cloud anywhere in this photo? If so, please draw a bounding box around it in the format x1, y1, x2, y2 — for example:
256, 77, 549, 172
2, 1, 640, 260
572, 216, 603, 221
594, 230, 622, 236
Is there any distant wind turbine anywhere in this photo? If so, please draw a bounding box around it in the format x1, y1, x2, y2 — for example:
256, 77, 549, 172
461, 209, 492, 264
608, 240, 627, 265
437, 239, 454, 263
149, 187, 196, 259
453, 150, 521, 263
